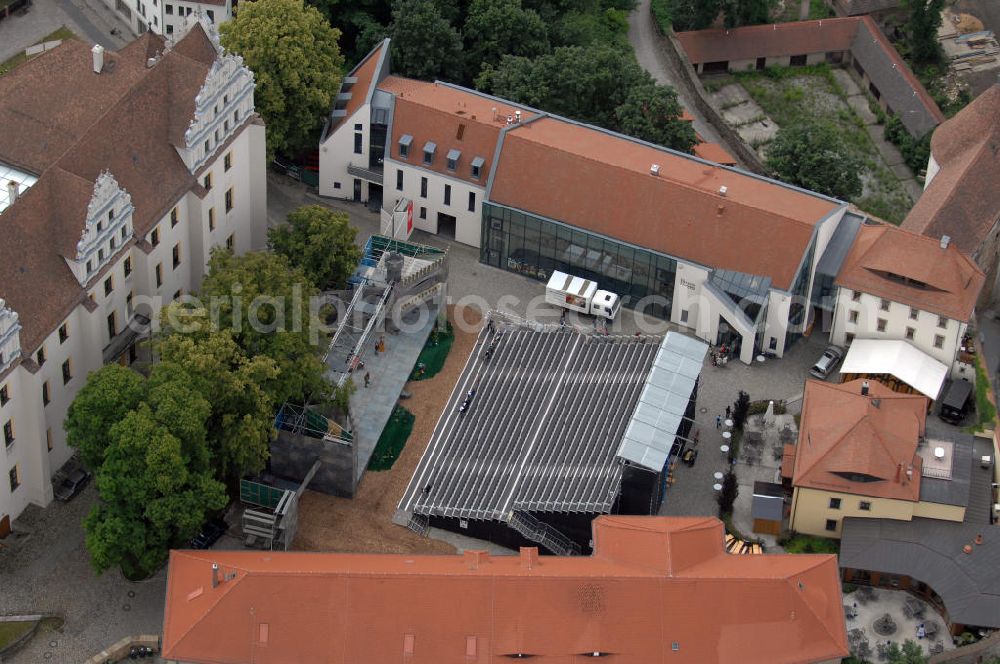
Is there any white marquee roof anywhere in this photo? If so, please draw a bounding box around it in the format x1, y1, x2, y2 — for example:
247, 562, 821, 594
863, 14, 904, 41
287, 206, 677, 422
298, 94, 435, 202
840, 338, 948, 399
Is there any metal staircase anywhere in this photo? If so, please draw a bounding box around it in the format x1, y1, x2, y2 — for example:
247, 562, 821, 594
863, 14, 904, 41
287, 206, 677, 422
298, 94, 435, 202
507, 511, 581, 556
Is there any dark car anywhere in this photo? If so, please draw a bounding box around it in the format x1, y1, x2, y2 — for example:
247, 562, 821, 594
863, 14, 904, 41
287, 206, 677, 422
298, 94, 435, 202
54, 468, 91, 502
189, 517, 228, 549
938, 379, 973, 425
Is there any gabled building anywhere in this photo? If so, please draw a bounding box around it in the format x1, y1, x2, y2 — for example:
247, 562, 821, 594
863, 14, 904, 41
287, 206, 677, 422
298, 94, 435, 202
903, 83, 1000, 305
828, 222, 984, 387
101, 0, 233, 40
787, 379, 984, 538
161, 515, 849, 664
0, 22, 267, 528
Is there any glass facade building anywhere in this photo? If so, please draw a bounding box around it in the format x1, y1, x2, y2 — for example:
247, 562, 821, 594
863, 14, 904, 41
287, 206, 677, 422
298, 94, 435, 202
480, 203, 678, 318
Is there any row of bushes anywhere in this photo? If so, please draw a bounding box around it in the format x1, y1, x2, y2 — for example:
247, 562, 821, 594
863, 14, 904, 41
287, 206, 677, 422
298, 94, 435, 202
650, 0, 671, 34
883, 114, 932, 175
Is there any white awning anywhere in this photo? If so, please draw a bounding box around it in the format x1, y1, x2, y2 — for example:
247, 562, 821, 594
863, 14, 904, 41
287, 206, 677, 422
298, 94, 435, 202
839, 339, 948, 399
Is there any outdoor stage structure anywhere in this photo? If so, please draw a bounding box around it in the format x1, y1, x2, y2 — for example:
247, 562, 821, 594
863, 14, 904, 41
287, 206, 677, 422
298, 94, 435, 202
269, 235, 448, 497
396, 314, 708, 554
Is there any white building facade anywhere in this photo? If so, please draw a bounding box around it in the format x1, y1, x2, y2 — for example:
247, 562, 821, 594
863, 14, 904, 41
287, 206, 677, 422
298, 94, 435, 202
102, 0, 232, 39
0, 22, 266, 529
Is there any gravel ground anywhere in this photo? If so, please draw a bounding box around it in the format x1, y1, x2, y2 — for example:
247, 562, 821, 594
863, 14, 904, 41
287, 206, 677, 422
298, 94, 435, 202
292, 305, 482, 555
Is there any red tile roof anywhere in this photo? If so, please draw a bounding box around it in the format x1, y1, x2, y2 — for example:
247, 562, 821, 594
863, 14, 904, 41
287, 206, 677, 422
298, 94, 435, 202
793, 379, 927, 501
835, 223, 984, 321
338, 40, 387, 129
902, 84, 1000, 256
0, 27, 230, 353
162, 516, 848, 664
490, 117, 840, 289
693, 141, 737, 165
379, 77, 535, 186
676, 17, 861, 64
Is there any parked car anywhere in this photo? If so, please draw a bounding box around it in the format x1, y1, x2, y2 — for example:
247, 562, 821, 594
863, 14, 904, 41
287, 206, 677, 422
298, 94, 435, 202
809, 345, 844, 379
189, 517, 228, 550
938, 379, 973, 425
54, 468, 91, 502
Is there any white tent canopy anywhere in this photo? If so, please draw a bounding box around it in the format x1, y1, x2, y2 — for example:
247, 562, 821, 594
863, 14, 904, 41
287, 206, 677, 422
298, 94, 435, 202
839, 339, 948, 399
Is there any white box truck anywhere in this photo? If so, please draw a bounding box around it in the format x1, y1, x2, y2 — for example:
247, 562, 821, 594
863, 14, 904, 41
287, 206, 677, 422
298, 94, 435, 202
545, 270, 621, 320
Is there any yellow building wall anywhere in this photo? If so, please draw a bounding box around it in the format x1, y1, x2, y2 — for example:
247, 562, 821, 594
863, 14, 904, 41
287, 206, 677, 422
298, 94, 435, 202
790, 487, 966, 538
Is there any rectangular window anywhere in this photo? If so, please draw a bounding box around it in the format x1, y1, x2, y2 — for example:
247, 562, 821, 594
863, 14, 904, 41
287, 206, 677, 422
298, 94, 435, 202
170, 207, 179, 226
206, 8, 213, 21
420, 177, 427, 199
0, 385, 7, 406
203, 173, 212, 191
166, 2, 172, 12
399, 142, 410, 159
859, 501, 871, 511
226, 234, 235, 250
36, 346, 46, 366
104, 276, 113, 296
62, 359, 72, 385
150, 226, 160, 247
825, 519, 837, 532
124, 256, 132, 278
468, 191, 476, 212
8, 466, 19, 491
208, 208, 216, 231
447, 157, 457, 171
155, 263, 163, 288
172, 244, 181, 269
224, 152, 232, 172
59, 324, 68, 344
166, 24, 173, 34
107, 312, 117, 338
851, 290, 861, 302
829, 497, 841, 509
880, 298, 890, 312
423, 147, 434, 165
680, 309, 689, 323
877, 318, 887, 332
42, 381, 50, 406
444, 184, 451, 206
120, 226, 127, 240
126, 291, 133, 316
46, 428, 53, 452
905, 327, 915, 340
86, 260, 92, 275
353, 132, 363, 154
419, 207, 426, 220
225, 188, 233, 212
909, 307, 919, 320
846, 332, 855, 344
848, 310, 858, 324
396, 169, 403, 191
204, 139, 210, 154
934, 334, 945, 349
937, 316, 948, 329
3, 420, 13, 447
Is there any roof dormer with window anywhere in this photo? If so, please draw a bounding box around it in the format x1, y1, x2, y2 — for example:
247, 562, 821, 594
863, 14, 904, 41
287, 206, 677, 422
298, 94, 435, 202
67, 171, 135, 286
0, 299, 22, 376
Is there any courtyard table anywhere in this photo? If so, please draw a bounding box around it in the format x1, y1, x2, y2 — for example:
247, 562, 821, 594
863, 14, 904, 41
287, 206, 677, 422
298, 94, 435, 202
714, 472, 724, 480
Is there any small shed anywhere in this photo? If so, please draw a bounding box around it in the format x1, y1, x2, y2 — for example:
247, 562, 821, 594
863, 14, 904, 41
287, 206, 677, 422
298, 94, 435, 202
751, 481, 785, 535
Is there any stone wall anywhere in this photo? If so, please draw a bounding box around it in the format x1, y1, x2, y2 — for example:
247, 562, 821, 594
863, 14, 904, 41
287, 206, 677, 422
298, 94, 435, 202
270, 430, 357, 498
651, 20, 768, 175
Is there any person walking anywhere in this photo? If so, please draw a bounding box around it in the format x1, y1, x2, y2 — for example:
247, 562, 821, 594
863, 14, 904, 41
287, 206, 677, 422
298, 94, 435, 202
364, 372, 370, 388
725, 405, 731, 419
715, 415, 722, 429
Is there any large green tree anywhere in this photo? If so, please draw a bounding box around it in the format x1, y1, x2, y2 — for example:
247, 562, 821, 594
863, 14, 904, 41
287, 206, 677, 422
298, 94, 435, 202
64, 364, 145, 470
903, 0, 945, 64
156, 323, 278, 484
615, 83, 697, 152
462, 0, 549, 81
765, 122, 863, 200
477, 45, 695, 152
268, 205, 362, 291
668, 0, 721, 30
389, 0, 464, 81
884, 640, 928, 664
220, 0, 345, 159
198, 249, 329, 406
84, 382, 226, 577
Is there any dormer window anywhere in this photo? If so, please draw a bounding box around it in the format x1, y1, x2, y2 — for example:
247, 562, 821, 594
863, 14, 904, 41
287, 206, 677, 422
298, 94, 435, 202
446, 149, 461, 172
108, 209, 115, 222
423, 141, 436, 165
398, 134, 413, 159
470, 156, 485, 180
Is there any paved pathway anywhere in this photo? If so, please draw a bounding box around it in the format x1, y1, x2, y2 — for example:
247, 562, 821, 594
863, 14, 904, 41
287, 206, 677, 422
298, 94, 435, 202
626, 0, 723, 145
0, 0, 128, 63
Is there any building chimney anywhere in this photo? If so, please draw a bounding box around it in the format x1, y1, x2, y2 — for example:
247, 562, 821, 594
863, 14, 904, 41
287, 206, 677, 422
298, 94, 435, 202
464, 550, 489, 570
975, 533, 984, 545
861, 380, 869, 396
92, 44, 105, 74
515, 110, 521, 123
211, 562, 220, 588
963, 544, 973, 554
519, 547, 539, 570
650, 164, 660, 176
718, 185, 728, 197
940, 235, 950, 250
6, 181, 19, 204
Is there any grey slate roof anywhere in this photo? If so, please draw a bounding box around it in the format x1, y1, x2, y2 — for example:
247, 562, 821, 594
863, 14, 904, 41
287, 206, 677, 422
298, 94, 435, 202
917, 433, 973, 508
618, 332, 707, 470
399, 320, 687, 520
840, 518, 1000, 628
816, 212, 864, 278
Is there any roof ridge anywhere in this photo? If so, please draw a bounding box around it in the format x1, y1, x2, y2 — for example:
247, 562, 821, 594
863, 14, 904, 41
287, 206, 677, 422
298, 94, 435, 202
784, 557, 849, 655
166, 552, 250, 657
